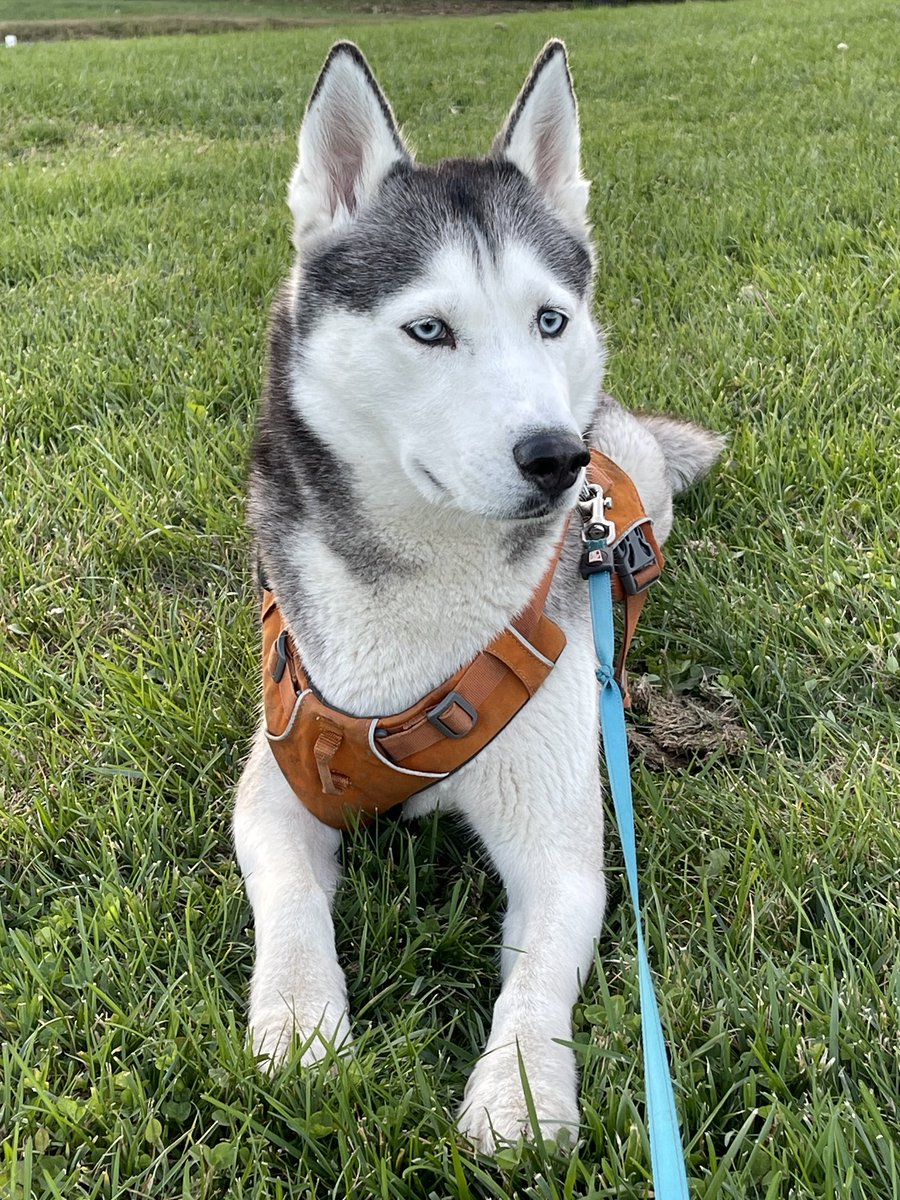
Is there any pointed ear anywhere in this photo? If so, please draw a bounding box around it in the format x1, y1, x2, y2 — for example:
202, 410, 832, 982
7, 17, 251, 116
491, 40, 589, 234
636, 414, 726, 495
288, 42, 410, 247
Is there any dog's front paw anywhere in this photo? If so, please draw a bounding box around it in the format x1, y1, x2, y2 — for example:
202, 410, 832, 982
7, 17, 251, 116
458, 1043, 579, 1154
249, 995, 352, 1070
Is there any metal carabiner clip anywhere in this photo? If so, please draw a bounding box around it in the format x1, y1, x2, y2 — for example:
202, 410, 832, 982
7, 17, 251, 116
577, 483, 616, 543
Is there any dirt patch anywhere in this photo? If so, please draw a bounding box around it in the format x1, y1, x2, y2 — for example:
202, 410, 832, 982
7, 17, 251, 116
1, 16, 327, 40
1, 3, 572, 42
625, 675, 749, 770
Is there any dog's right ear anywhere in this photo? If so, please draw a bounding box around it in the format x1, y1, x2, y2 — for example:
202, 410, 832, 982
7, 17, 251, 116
288, 42, 410, 248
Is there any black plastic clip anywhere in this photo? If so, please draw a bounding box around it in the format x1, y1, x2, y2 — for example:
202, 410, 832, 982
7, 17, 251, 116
613, 525, 659, 595
270, 630, 290, 683
580, 543, 615, 579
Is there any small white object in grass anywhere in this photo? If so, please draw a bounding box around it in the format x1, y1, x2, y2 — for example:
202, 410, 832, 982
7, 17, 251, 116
837, 42, 848, 50
5, 34, 17, 47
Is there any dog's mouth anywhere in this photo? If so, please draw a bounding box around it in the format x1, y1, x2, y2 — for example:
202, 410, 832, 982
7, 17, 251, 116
406, 458, 570, 524
508, 501, 554, 522
406, 458, 448, 502
418, 463, 446, 494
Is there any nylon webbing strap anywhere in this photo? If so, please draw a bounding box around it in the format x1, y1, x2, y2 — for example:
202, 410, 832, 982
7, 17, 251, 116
313, 729, 345, 795
617, 589, 649, 707
586, 535, 690, 1199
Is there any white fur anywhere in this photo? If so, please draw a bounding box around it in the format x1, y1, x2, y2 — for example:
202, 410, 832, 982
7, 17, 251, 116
234, 41, 720, 1153
295, 239, 603, 545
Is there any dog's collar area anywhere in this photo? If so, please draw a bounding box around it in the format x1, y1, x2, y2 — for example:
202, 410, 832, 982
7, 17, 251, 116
576, 454, 665, 703
259, 449, 662, 830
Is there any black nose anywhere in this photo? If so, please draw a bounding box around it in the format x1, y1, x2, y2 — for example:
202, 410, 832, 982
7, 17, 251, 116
513, 431, 590, 498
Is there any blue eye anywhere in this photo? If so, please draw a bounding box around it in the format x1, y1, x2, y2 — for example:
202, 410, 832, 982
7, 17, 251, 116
538, 308, 568, 338
404, 317, 455, 347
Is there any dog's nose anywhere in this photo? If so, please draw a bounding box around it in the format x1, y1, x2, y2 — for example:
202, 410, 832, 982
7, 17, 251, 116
513, 431, 590, 497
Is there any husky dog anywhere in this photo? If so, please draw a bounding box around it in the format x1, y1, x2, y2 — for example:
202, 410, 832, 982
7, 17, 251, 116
233, 40, 721, 1151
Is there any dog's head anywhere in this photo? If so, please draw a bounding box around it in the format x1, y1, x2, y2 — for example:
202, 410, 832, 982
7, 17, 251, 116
275, 41, 604, 522
260, 42, 722, 538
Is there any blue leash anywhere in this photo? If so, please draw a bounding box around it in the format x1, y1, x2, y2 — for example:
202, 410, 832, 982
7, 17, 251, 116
584, 522, 690, 1198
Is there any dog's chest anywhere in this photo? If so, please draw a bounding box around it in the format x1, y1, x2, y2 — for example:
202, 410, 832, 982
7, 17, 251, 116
278, 526, 572, 717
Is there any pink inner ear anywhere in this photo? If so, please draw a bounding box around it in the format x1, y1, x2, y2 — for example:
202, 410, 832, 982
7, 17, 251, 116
532, 118, 560, 194
324, 126, 366, 217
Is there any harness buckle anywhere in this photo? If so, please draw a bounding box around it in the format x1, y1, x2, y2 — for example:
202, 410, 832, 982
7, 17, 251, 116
613, 524, 660, 595
427, 691, 478, 739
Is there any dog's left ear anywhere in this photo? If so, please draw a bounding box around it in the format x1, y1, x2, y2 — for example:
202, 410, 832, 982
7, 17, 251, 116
491, 40, 589, 235
636, 414, 725, 494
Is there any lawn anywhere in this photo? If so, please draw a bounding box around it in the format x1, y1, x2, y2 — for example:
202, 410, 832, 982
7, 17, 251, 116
2, 0, 899, 1196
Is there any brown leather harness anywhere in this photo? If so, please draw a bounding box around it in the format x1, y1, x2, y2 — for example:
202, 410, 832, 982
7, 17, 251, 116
261, 450, 663, 830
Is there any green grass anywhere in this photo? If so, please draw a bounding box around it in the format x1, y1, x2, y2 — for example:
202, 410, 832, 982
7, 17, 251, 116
2, 0, 899, 1195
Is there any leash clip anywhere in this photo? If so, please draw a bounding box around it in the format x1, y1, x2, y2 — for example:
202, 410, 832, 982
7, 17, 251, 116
577, 484, 616, 543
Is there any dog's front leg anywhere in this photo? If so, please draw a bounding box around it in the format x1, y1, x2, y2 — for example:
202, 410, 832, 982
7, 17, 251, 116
456, 701, 606, 1152
234, 727, 351, 1068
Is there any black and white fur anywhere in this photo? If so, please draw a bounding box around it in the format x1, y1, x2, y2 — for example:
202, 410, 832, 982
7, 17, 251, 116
234, 41, 722, 1152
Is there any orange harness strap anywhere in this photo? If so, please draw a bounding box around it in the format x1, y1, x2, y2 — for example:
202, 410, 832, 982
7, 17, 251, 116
261, 451, 662, 830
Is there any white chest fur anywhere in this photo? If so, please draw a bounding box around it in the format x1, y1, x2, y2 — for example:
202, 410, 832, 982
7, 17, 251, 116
279, 502, 571, 717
